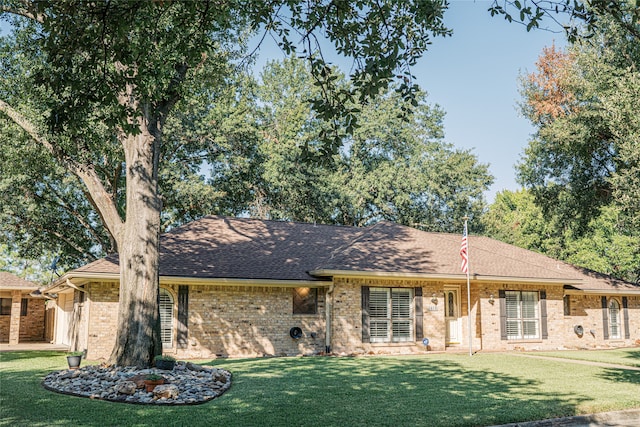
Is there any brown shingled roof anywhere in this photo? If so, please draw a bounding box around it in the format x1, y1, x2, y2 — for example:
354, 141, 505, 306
0, 271, 39, 290
69, 216, 638, 291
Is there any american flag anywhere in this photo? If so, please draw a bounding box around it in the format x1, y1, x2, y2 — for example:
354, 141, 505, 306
460, 225, 469, 274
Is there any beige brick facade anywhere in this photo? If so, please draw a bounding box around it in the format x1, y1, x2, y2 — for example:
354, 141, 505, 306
65, 278, 639, 361
81, 281, 327, 360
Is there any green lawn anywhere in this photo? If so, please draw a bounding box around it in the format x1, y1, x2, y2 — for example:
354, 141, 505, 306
1, 350, 638, 427
526, 347, 640, 368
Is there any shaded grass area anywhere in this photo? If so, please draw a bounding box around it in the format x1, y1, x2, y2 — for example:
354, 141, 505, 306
527, 347, 640, 368
1, 351, 638, 427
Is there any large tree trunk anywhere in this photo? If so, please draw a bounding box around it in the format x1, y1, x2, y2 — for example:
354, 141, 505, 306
109, 118, 163, 368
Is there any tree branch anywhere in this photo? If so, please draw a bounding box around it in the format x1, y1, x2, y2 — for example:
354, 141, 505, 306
1, 0, 45, 23
0, 99, 125, 240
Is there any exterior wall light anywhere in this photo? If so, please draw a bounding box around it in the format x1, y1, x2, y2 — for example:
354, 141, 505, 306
488, 294, 495, 304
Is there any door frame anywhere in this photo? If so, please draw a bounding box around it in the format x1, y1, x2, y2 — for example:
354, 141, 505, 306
444, 285, 462, 345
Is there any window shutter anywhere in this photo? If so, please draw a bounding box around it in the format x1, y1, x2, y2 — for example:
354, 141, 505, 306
414, 287, 423, 341
159, 290, 174, 347
177, 285, 189, 349
499, 290, 507, 340
601, 296, 609, 340
361, 286, 370, 343
622, 297, 630, 339
540, 291, 548, 339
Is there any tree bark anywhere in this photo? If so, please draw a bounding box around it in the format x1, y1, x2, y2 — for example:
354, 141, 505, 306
108, 115, 163, 368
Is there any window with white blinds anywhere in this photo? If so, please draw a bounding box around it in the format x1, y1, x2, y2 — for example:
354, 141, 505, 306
159, 288, 174, 348
369, 288, 413, 343
505, 291, 539, 340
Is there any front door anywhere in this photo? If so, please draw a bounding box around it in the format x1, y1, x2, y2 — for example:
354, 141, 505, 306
445, 287, 461, 344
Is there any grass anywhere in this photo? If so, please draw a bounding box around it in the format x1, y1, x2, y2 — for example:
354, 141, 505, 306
0, 350, 639, 427
526, 347, 640, 368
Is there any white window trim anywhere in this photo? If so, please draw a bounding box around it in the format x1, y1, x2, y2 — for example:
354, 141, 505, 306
505, 290, 540, 341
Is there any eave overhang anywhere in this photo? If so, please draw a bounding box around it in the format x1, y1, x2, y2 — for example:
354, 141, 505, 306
45, 272, 328, 294
309, 269, 584, 285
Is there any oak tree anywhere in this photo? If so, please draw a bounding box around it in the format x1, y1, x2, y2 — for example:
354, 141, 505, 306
0, 0, 450, 367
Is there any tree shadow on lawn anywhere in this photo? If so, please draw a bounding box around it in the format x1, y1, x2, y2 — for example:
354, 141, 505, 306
598, 367, 640, 385
0, 354, 593, 427
623, 350, 640, 367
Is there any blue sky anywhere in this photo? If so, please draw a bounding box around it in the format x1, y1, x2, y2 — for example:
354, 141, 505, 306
413, 1, 565, 201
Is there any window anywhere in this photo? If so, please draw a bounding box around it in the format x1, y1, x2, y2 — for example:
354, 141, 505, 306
0, 298, 11, 315
609, 299, 621, 339
563, 295, 571, 316
159, 289, 174, 348
369, 288, 413, 343
0, 298, 27, 316
293, 287, 317, 314
505, 291, 539, 340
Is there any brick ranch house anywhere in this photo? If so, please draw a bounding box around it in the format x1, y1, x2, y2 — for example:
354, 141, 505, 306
0, 271, 53, 344
43, 216, 639, 360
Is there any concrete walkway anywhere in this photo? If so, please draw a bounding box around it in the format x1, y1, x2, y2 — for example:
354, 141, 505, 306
511, 352, 640, 371
0, 342, 69, 352
493, 408, 640, 427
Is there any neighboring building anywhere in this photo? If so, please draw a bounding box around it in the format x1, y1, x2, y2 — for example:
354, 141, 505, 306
0, 271, 50, 344
45, 216, 640, 360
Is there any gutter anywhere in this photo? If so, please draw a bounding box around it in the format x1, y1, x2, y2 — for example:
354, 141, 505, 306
309, 269, 583, 285
325, 282, 335, 354
565, 288, 640, 295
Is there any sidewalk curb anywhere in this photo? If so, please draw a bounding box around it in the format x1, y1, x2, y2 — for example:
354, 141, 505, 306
492, 408, 640, 427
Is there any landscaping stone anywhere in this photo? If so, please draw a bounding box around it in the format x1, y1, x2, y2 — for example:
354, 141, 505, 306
153, 384, 179, 399
115, 381, 137, 395
42, 361, 231, 405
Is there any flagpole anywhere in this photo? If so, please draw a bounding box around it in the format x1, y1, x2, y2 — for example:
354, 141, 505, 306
464, 217, 472, 356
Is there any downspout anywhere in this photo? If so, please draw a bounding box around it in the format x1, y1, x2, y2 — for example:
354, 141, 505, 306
325, 283, 334, 354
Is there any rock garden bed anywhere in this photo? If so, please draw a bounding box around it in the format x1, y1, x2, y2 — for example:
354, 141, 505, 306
42, 361, 231, 405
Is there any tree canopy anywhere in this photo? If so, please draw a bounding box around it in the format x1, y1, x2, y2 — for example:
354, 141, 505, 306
517, 14, 639, 233
0, 0, 451, 367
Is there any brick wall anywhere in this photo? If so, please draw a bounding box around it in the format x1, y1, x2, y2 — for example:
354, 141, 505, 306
478, 283, 639, 351
86, 282, 119, 360
0, 294, 45, 343
84, 282, 326, 360
176, 284, 326, 359
79, 279, 639, 360
19, 298, 46, 341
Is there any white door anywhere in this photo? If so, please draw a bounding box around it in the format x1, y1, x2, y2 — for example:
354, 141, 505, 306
56, 292, 74, 346
445, 288, 461, 344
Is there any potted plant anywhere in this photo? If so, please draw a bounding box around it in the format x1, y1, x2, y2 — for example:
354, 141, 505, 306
66, 351, 83, 370
154, 354, 177, 370
143, 374, 165, 392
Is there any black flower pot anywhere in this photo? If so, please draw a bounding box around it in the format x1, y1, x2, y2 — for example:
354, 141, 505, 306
155, 359, 176, 370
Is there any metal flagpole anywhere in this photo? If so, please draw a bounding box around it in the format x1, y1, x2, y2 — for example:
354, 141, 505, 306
464, 217, 472, 356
